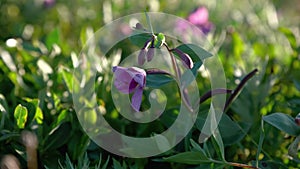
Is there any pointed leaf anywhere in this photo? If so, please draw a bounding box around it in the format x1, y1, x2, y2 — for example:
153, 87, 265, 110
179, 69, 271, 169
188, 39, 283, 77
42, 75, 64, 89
163, 152, 211, 164
176, 44, 212, 62
146, 74, 174, 88
263, 112, 300, 136
14, 104, 28, 129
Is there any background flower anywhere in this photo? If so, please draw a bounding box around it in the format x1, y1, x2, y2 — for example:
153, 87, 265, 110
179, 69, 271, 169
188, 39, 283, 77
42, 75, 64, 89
176, 6, 213, 35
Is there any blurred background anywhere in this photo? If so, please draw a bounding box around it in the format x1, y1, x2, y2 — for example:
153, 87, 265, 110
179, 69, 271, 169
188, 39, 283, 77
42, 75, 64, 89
1, 0, 300, 168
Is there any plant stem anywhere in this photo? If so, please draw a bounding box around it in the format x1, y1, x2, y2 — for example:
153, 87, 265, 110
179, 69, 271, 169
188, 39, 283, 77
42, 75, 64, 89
164, 43, 194, 112
199, 89, 233, 103
227, 162, 259, 169
224, 68, 258, 111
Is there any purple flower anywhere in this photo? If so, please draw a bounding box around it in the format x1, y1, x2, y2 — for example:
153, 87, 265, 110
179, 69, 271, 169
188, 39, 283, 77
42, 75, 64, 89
44, 0, 55, 8
112, 66, 146, 111
175, 6, 213, 35
188, 7, 209, 25
188, 7, 213, 34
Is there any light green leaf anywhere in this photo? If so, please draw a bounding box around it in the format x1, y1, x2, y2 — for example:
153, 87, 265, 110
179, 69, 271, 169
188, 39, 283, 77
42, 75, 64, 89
60, 66, 73, 92
14, 104, 28, 129
278, 27, 297, 50
46, 28, 60, 50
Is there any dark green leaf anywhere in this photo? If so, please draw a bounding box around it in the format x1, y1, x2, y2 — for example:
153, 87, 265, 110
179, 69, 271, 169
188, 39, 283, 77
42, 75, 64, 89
255, 119, 265, 167
176, 44, 212, 63
44, 122, 72, 151
251, 160, 288, 169
129, 33, 152, 48
196, 113, 246, 145
293, 80, 300, 92
263, 113, 300, 136
146, 74, 174, 88
163, 152, 211, 164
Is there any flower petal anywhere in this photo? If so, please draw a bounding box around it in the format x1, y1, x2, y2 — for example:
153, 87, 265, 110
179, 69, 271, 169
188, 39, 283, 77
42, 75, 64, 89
113, 66, 137, 94
131, 86, 143, 112
188, 7, 209, 25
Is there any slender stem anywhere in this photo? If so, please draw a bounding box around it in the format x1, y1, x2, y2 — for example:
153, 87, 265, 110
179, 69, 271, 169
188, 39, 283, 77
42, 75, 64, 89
145, 12, 154, 36
200, 89, 233, 104
209, 159, 259, 169
224, 69, 258, 111
227, 162, 259, 169
164, 43, 193, 112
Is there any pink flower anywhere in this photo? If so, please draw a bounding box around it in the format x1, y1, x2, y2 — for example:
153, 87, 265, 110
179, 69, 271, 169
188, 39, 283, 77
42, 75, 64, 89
112, 66, 146, 111
188, 7, 213, 34
176, 6, 213, 35
188, 7, 209, 25
44, 0, 55, 8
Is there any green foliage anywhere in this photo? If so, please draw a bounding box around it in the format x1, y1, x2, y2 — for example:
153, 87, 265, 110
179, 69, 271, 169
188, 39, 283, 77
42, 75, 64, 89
0, 0, 300, 168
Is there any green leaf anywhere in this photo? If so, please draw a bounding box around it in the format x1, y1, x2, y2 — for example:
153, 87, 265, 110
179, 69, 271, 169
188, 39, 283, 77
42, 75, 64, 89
232, 32, 245, 57
293, 80, 300, 92
251, 160, 288, 169
60, 66, 73, 92
278, 27, 297, 50
146, 74, 174, 88
113, 159, 123, 169
196, 113, 246, 145
46, 28, 60, 50
44, 122, 72, 151
190, 139, 208, 156
163, 152, 212, 164
212, 128, 225, 161
176, 44, 212, 63
263, 112, 300, 136
34, 107, 43, 124
256, 119, 265, 167
14, 104, 28, 129
129, 33, 152, 48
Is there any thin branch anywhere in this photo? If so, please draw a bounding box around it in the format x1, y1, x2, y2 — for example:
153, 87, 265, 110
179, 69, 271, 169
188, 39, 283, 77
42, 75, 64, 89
199, 88, 233, 104
227, 162, 260, 169
224, 69, 258, 111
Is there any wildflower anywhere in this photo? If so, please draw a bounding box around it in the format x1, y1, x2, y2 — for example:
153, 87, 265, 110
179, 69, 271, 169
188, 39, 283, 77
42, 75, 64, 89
44, 0, 55, 8
175, 6, 213, 35
112, 66, 146, 111
188, 6, 213, 34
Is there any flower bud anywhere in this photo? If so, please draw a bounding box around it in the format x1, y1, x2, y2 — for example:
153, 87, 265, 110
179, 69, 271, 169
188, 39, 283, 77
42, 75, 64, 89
138, 48, 147, 65
135, 23, 144, 30
146, 47, 155, 62
172, 48, 194, 69
295, 113, 300, 126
